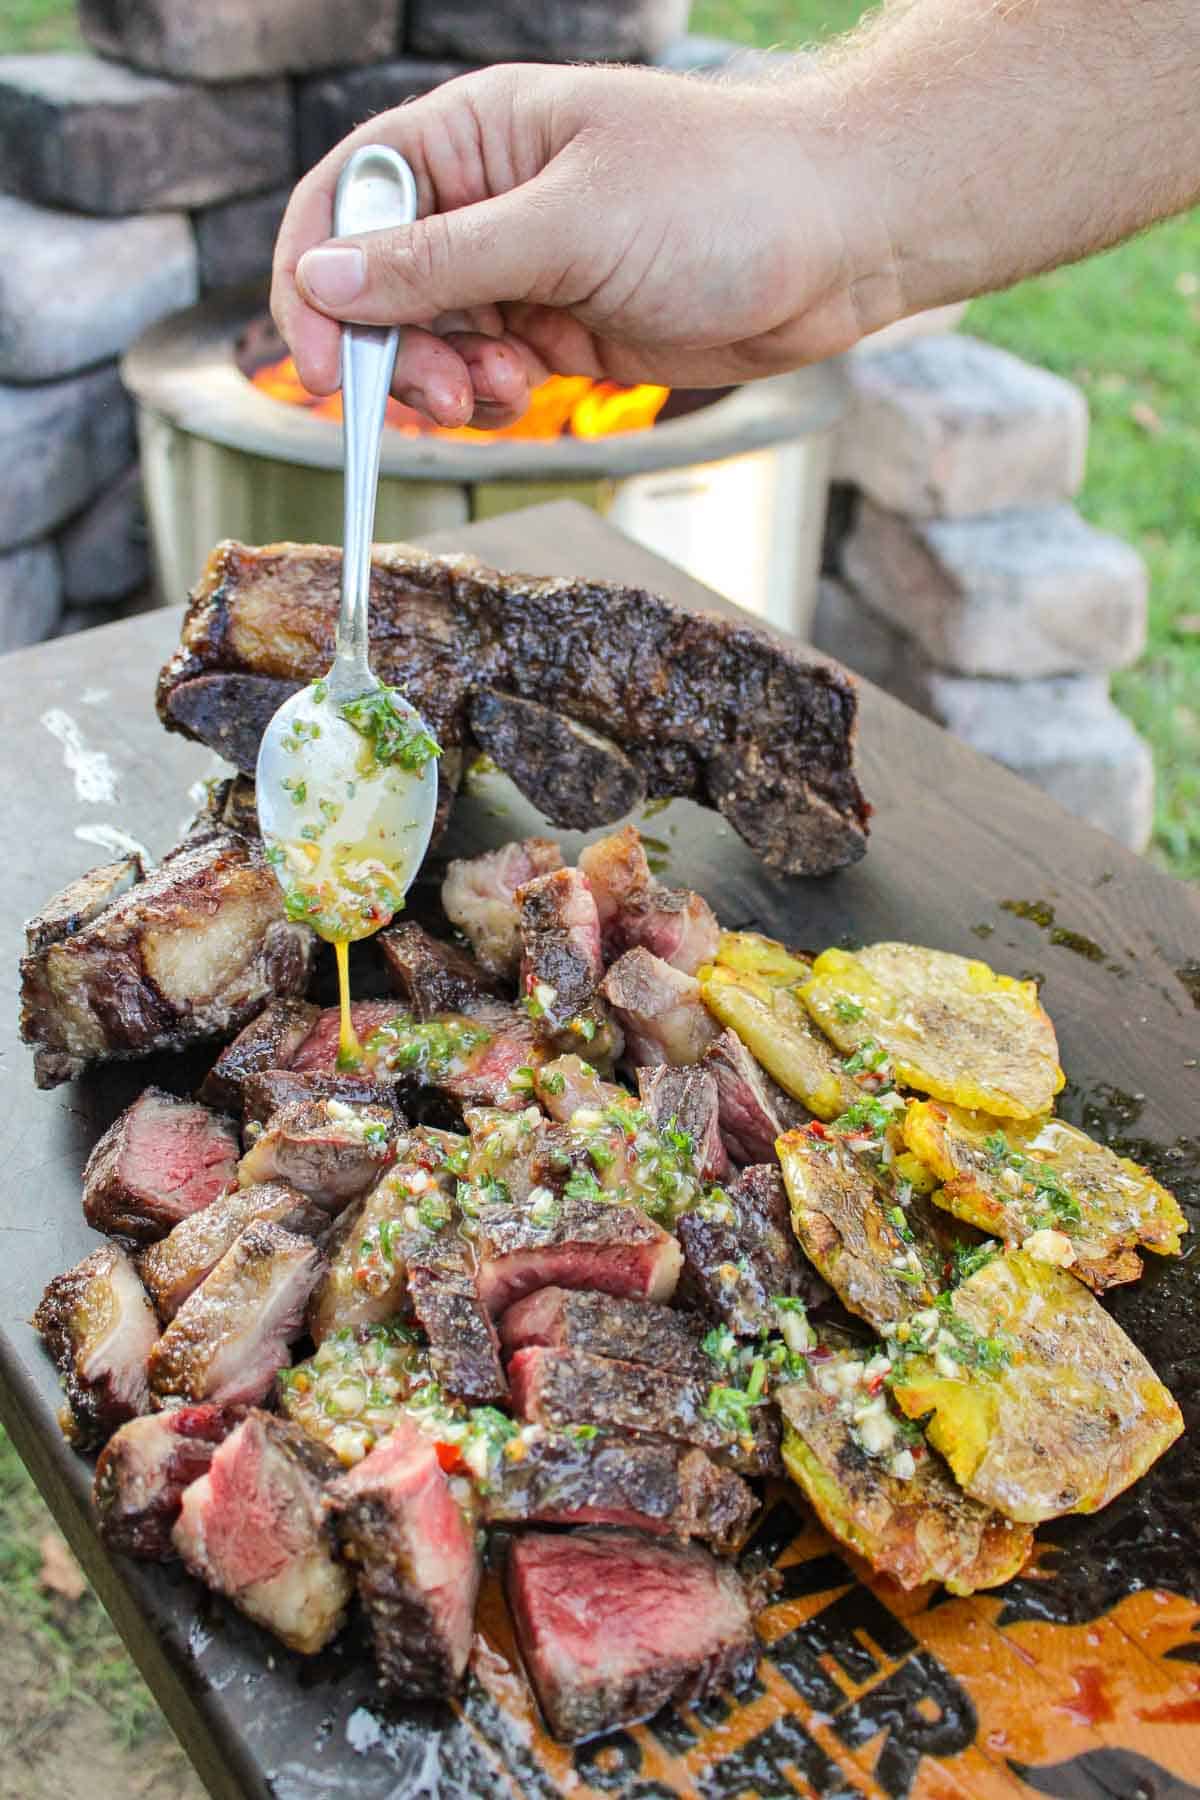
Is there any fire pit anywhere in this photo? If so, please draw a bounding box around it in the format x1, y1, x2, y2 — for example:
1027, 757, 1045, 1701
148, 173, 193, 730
123, 283, 846, 626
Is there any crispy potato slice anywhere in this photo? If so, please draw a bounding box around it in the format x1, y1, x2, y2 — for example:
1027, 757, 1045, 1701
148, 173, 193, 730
778, 1375, 1033, 1595
800, 945, 1064, 1120
700, 964, 859, 1121
713, 930, 812, 986
888, 1251, 1183, 1523
777, 1124, 941, 1331
903, 1102, 1186, 1292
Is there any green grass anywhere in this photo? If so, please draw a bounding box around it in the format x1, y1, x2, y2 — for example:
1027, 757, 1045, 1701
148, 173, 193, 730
0, 0, 78, 52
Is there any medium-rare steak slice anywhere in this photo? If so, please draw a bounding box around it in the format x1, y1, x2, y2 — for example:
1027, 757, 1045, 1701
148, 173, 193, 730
173, 1410, 352, 1654
82, 1088, 240, 1243
238, 1097, 397, 1211
326, 1418, 481, 1698
378, 922, 501, 1020
499, 1287, 709, 1378
677, 1163, 829, 1337
289, 1000, 403, 1072
19, 827, 315, 1089
485, 1431, 756, 1550
241, 1067, 401, 1127
507, 1529, 757, 1744
138, 1182, 326, 1322
94, 1404, 242, 1559
636, 1064, 730, 1183
34, 1245, 159, 1448
24, 853, 143, 955
601, 948, 719, 1067
516, 867, 617, 1058
703, 1027, 807, 1165
508, 1346, 781, 1477
580, 828, 718, 973
198, 998, 320, 1110
441, 837, 564, 980
290, 999, 540, 1118
148, 1221, 324, 1408
156, 540, 868, 876
406, 1234, 508, 1404
473, 1196, 683, 1316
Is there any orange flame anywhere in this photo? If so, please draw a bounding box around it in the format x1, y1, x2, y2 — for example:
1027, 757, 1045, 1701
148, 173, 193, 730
248, 354, 669, 441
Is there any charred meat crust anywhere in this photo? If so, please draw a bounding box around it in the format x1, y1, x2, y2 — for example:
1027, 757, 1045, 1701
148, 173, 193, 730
198, 998, 321, 1110
468, 688, 646, 829
24, 854, 144, 955
19, 827, 316, 1089
377, 922, 502, 1020
137, 1181, 326, 1322
498, 1287, 710, 1378
93, 1404, 242, 1559
156, 540, 869, 876
33, 1245, 159, 1449
678, 1162, 829, 1336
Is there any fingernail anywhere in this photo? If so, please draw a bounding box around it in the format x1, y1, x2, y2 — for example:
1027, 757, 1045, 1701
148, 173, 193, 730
297, 245, 366, 306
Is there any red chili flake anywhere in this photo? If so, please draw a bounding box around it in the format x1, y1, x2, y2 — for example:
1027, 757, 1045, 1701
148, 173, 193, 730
807, 1121, 829, 1140
435, 1442, 464, 1473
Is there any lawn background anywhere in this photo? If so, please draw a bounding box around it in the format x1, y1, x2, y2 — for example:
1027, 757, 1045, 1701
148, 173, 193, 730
0, 0, 1195, 1777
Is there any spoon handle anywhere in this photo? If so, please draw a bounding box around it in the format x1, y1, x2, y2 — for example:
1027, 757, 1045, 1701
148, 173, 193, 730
331, 146, 418, 694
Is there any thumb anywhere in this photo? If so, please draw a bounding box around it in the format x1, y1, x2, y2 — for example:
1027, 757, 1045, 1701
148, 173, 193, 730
295, 185, 574, 325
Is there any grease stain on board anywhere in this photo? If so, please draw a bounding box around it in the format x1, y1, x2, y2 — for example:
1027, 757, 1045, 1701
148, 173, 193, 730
40, 707, 119, 805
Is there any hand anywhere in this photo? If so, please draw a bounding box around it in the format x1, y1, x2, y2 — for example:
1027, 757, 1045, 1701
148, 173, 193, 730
271, 63, 902, 429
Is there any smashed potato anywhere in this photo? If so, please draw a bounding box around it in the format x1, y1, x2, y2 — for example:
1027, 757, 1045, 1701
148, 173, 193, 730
903, 1102, 1187, 1292
777, 1123, 941, 1331
800, 944, 1064, 1120
888, 1251, 1183, 1523
713, 929, 812, 986
700, 964, 858, 1121
778, 1372, 1033, 1595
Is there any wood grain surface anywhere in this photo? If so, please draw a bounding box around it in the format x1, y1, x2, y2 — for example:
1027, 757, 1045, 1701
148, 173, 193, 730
1, 502, 1197, 1800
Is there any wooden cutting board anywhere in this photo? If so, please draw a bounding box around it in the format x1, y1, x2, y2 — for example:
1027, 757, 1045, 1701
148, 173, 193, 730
1, 502, 1197, 1800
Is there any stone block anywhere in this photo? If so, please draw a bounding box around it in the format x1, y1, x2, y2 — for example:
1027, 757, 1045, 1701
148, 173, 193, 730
835, 334, 1088, 517
842, 498, 1147, 678
194, 186, 291, 291
0, 363, 134, 550
0, 53, 292, 215
59, 465, 149, 604
0, 540, 63, 650
407, 0, 689, 63
297, 60, 471, 171
921, 672, 1154, 851
0, 196, 197, 381
80, 0, 403, 81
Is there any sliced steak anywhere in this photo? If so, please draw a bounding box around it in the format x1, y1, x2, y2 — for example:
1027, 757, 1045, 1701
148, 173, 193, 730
238, 1097, 397, 1211
33, 1245, 159, 1449
289, 1000, 403, 1073
326, 1418, 481, 1698
499, 1287, 709, 1378
474, 1196, 683, 1316
82, 1088, 240, 1243
678, 1163, 829, 1337
441, 836, 564, 980
636, 1063, 730, 1183
485, 1429, 756, 1550
241, 1067, 402, 1128
148, 1221, 324, 1409
138, 1182, 326, 1322
508, 1345, 781, 1477
94, 1404, 242, 1559
601, 948, 719, 1068
578, 826, 653, 935
581, 826, 718, 973
378, 921, 502, 1019
156, 540, 869, 877
406, 1227, 508, 1404
19, 828, 315, 1089
173, 1410, 351, 1655
507, 1529, 757, 1744
516, 866, 616, 1057
291, 999, 540, 1118
24, 853, 143, 955
533, 1053, 626, 1122
703, 1027, 807, 1165
198, 998, 320, 1110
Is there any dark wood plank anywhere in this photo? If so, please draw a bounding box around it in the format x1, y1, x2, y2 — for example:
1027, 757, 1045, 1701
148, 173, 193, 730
1, 501, 1196, 1800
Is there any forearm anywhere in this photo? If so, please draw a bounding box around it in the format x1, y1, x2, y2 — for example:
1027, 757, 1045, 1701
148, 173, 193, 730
816, 0, 1200, 319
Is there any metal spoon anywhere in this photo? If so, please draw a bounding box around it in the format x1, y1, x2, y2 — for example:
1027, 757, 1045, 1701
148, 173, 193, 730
256, 146, 438, 941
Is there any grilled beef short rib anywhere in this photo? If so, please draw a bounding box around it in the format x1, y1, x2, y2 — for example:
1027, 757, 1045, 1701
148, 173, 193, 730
173, 1410, 352, 1654
82, 1088, 240, 1243
636, 1062, 731, 1183
580, 827, 719, 974
94, 1404, 242, 1558
473, 1196, 683, 1316
441, 837, 565, 981
20, 827, 315, 1089
507, 1529, 757, 1744
498, 1286, 709, 1378
198, 998, 320, 1111
326, 1418, 481, 1697
138, 1182, 326, 1322
601, 948, 719, 1068
703, 1027, 808, 1165
378, 922, 502, 1019
677, 1162, 830, 1336
156, 540, 868, 876
237, 1097, 397, 1211
484, 1429, 757, 1551
34, 1244, 160, 1448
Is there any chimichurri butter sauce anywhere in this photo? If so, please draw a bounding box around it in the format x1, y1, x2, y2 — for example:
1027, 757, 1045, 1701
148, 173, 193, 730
262, 679, 441, 1068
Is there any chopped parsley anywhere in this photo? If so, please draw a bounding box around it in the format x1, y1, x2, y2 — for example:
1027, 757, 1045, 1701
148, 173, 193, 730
984, 1132, 1083, 1229
951, 1239, 1001, 1284
842, 1039, 891, 1078
834, 996, 866, 1023
365, 1013, 491, 1079
540, 1069, 567, 1097
831, 1096, 895, 1137
340, 687, 442, 772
